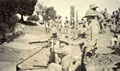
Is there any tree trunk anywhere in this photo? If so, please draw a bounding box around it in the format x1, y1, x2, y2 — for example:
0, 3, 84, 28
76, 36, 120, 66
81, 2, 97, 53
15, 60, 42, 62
20, 14, 24, 23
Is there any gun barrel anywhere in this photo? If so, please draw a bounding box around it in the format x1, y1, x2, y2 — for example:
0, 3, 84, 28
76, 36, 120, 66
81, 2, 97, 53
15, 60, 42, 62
29, 41, 48, 44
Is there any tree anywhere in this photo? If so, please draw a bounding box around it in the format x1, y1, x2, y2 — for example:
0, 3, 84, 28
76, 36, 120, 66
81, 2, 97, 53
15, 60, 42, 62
0, 0, 37, 43
44, 7, 56, 21
0, 0, 19, 32
0, 0, 18, 22
0, 0, 19, 43
17, 0, 37, 22
0, 0, 37, 31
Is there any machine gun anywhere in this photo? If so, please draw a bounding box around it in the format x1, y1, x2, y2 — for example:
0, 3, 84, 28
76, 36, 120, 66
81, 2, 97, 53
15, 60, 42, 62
16, 37, 73, 71
29, 38, 74, 46
16, 38, 56, 71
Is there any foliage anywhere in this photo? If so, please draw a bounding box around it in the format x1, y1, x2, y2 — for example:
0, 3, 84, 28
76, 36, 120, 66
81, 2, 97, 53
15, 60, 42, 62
44, 7, 56, 21
18, 0, 37, 16
28, 15, 39, 21
0, 0, 37, 44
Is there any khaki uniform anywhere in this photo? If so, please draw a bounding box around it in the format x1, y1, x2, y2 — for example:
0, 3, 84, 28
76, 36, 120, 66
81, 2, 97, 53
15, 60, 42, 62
69, 56, 81, 71
71, 20, 75, 28
76, 19, 99, 52
82, 5, 99, 71
55, 18, 59, 31
87, 20, 99, 41
48, 39, 72, 71
118, 11, 120, 26
58, 18, 62, 33
76, 9, 100, 49
95, 11, 104, 33
54, 44, 72, 71
48, 19, 54, 33
64, 19, 69, 34
48, 63, 62, 71
51, 26, 57, 36
45, 21, 49, 34
85, 19, 99, 50
89, 5, 104, 33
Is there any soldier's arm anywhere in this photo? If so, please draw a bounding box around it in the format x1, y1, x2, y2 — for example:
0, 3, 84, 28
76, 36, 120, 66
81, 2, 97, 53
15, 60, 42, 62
54, 46, 68, 54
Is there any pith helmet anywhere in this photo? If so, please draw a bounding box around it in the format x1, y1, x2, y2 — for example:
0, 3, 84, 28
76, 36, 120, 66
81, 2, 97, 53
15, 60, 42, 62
89, 4, 98, 9
84, 9, 97, 18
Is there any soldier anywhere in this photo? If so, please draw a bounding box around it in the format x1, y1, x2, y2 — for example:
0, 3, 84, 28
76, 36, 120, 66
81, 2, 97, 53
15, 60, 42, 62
48, 31, 63, 66
116, 7, 120, 32
85, 9, 100, 52
72, 9, 100, 65
64, 17, 69, 34
48, 37, 72, 71
47, 16, 51, 33
78, 20, 83, 33
81, 17, 87, 27
110, 12, 117, 32
48, 55, 81, 71
58, 15, 62, 33
101, 19, 106, 33
55, 16, 59, 32
70, 18, 76, 39
84, 9, 100, 71
51, 22, 58, 37
102, 8, 109, 21
48, 16, 54, 34
103, 8, 111, 27
75, 19, 87, 40
71, 17, 75, 29
110, 33, 118, 48
111, 12, 116, 25
89, 4, 104, 33
45, 21, 49, 34
55, 39, 72, 71
115, 10, 119, 25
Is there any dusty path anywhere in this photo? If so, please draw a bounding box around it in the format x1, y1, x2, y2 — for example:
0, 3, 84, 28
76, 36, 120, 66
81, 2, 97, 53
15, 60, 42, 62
96, 28, 114, 54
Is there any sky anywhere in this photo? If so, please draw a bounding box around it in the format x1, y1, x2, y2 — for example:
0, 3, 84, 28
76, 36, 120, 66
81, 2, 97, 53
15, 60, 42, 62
37, 0, 120, 20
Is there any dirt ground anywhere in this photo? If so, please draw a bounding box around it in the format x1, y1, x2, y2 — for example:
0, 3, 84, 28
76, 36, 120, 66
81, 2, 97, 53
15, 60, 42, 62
0, 24, 120, 71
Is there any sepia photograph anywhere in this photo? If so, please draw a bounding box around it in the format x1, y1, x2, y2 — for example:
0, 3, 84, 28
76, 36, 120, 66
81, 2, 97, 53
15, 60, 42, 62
0, 0, 120, 71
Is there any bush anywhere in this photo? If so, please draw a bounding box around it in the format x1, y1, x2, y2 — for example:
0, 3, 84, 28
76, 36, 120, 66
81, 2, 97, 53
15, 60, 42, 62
4, 31, 25, 43
44, 7, 56, 21
28, 15, 39, 21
